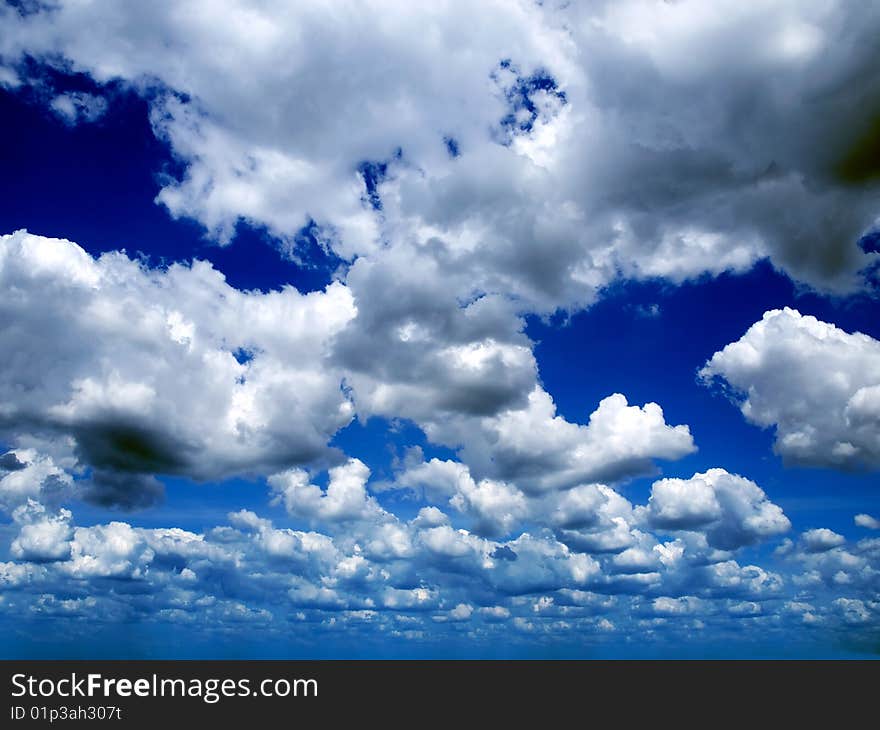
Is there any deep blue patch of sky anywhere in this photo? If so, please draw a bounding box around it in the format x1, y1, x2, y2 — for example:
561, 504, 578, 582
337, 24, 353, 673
0, 80, 339, 293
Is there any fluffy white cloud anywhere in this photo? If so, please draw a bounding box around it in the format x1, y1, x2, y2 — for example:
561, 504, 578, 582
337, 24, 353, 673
269, 459, 385, 525
801, 528, 846, 553
0, 472, 871, 652
1, 229, 695, 506
855, 513, 880, 530
65, 522, 155, 579
643, 469, 791, 550
0, 230, 356, 490
701, 308, 880, 469
1, 0, 878, 655
10, 500, 74, 562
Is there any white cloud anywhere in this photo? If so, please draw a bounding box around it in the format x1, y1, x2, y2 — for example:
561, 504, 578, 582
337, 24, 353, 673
439, 388, 695, 492
651, 596, 705, 616
10, 500, 74, 562
65, 522, 154, 579
643, 469, 790, 550
0, 449, 73, 513
644, 469, 791, 550
0, 230, 356, 491
2, 0, 876, 309
269, 459, 384, 525
0, 0, 878, 654
855, 513, 880, 530
801, 528, 846, 553
701, 308, 880, 470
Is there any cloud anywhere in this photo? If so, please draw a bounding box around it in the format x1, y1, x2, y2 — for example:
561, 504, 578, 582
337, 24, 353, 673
2, 0, 877, 309
643, 469, 790, 550
2, 228, 697, 509
0, 452, 26, 471
10, 500, 74, 562
0, 230, 356, 488
64, 521, 155, 579
1, 1, 878, 655
438, 388, 695, 492
800, 528, 846, 552
0, 466, 869, 653
269, 459, 385, 525
855, 513, 880, 530
701, 308, 880, 470
80, 470, 165, 511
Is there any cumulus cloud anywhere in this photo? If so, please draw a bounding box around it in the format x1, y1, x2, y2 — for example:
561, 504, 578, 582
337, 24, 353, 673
643, 469, 790, 550
701, 308, 880, 470
855, 513, 880, 530
0, 463, 868, 653
800, 528, 846, 553
3, 0, 878, 301
1, 0, 878, 655
10, 500, 74, 562
435, 388, 695, 492
0, 449, 73, 513
269, 459, 385, 525
0, 230, 356, 489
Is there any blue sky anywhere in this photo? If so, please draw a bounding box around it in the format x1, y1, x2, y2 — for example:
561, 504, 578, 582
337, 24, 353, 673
1, 1, 879, 658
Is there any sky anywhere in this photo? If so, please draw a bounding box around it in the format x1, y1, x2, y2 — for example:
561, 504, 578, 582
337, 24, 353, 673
0, 0, 879, 659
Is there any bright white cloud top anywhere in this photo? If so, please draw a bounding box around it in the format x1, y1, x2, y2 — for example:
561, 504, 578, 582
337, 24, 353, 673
0, 0, 878, 656
701, 308, 880, 470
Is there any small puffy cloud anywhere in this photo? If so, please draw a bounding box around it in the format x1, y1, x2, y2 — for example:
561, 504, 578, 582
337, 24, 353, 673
488, 533, 601, 595
449, 603, 473, 621
833, 597, 874, 625
701, 308, 880, 470
269, 459, 383, 525
478, 605, 510, 621
854, 514, 880, 530
449, 478, 527, 538
651, 596, 705, 616
410, 507, 450, 529
643, 469, 790, 550
549, 485, 642, 554
644, 474, 722, 530
10, 501, 74, 562
702, 560, 784, 599
800, 528, 846, 553
784, 535, 879, 594
64, 522, 154, 579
